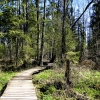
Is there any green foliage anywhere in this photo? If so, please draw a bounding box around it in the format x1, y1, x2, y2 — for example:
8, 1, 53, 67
0, 0, 81, 69
33, 70, 54, 83
34, 67, 100, 100
0, 44, 4, 58
0, 12, 3, 16
9, 30, 24, 38
0, 71, 17, 93
22, 45, 35, 61
47, 86, 56, 94
67, 51, 80, 64
33, 69, 71, 100
1, 6, 16, 26
73, 70, 100, 99
10, 16, 21, 27
42, 94, 54, 100
39, 85, 56, 95
0, 32, 4, 38
33, 69, 64, 83
66, 28, 77, 51
88, 1, 100, 63
22, 34, 32, 44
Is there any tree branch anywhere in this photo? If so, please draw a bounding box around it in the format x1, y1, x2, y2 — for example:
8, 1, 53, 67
71, 0, 94, 30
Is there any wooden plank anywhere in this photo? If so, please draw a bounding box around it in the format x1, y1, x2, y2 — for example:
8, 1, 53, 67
0, 67, 46, 100
46, 63, 54, 69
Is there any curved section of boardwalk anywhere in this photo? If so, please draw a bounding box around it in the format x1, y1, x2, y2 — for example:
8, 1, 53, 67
0, 67, 46, 100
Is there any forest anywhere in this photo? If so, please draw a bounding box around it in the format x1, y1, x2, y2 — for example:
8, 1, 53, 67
0, 0, 100, 100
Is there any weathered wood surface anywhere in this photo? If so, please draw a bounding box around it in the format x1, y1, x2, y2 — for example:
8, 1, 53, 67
0, 67, 46, 100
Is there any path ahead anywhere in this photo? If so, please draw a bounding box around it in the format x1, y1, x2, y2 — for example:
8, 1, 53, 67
0, 67, 46, 100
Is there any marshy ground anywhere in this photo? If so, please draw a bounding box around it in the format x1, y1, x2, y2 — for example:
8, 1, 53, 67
33, 63, 100, 100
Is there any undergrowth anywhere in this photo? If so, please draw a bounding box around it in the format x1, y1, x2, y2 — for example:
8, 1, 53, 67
33, 66, 100, 100
71, 67, 100, 100
33, 68, 74, 100
0, 71, 17, 95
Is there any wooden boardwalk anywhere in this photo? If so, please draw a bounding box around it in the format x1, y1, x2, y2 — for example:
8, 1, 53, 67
0, 67, 46, 100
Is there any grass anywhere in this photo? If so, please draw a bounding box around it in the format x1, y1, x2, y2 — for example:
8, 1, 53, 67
0, 71, 17, 95
33, 66, 100, 100
72, 67, 100, 100
33, 68, 75, 100
33, 70, 53, 80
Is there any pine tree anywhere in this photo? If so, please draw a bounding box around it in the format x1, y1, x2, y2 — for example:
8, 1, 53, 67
89, 0, 100, 65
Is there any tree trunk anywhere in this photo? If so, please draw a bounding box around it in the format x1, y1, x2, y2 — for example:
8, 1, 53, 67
15, 38, 18, 68
36, 0, 40, 63
10, 38, 13, 61
61, 0, 66, 62
50, 40, 56, 63
79, 13, 85, 62
25, 0, 28, 32
39, 0, 46, 66
65, 59, 70, 85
